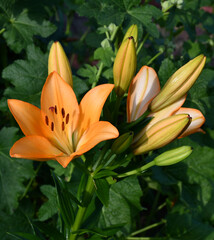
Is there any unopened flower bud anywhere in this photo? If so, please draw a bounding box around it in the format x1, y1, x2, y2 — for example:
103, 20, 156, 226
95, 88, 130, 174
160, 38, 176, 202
175, 107, 205, 138
48, 41, 73, 87
127, 66, 160, 122
133, 114, 192, 155
154, 146, 193, 166
111, 132, 134, 154
122, 24, 138, 47
113, 37, 137, 97
150, 55, 206, 112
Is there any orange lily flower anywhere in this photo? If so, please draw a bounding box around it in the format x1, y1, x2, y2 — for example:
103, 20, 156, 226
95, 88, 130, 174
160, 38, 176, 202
8, 72, 119, 168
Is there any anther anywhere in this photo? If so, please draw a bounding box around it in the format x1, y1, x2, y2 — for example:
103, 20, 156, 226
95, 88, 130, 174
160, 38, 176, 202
62, 122, 65, 131
61, 108, 65, 118
49, 106, 55, 112
51, 122, 54, 131
55, 105, 57, 114
45, 116, 49, 126
66, 113, 69, 124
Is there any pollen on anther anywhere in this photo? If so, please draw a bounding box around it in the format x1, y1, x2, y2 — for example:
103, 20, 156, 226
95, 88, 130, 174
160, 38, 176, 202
62, 122, 65, 131
45, 116, 49, 126
55, 105, 58, 114
61, 108, 65, 118
49, 106, 55, 112
51, 122, 54, 131
66, 113, 69, 124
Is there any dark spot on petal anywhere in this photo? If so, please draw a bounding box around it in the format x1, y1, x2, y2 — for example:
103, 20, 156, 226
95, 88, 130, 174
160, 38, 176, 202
45, 116, 49, 126
55, 105, 57, 114
62, 122, 65, 131
61, 108, 65, 118
51, 122, 54, 131
66, 113, 69, 124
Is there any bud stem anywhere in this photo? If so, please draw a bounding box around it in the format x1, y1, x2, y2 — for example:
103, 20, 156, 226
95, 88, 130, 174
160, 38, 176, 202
117, 160, 155, 178
137, 33, 149, 55
146, 50, 163, 66
92, 62, 104, 88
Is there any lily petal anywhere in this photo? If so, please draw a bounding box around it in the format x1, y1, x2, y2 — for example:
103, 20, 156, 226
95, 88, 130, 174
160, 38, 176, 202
127, 66, 160, 122
78, 84, 114, 137
133, 95, 186, 144
56, 155, 73, 168
10, 136, 63, 159
8, 99, 44, 136
76, 121, 119, 155
175, 107, 205, 137
41, 72, 79, 131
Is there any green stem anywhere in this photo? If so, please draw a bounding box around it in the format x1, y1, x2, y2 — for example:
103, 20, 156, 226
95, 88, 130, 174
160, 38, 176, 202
137, 33, 149, 55
20, 162, 43, 200
69, 175, 94, 240
0, 28, 5, 35
130, 219, 166, 237
93, 143, 110, 171
110, 26, 119, 42
146, 50, 163, 66
92, 62, 104, 88
113, 96, 122, 124
145, 190, 160, 226
117, 160, 155, 178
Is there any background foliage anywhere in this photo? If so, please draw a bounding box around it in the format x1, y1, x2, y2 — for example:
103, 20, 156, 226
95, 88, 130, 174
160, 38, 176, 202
0, 0, 214, 239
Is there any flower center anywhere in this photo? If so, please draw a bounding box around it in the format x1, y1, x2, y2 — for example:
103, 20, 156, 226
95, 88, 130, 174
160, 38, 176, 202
44, 105, 73, 155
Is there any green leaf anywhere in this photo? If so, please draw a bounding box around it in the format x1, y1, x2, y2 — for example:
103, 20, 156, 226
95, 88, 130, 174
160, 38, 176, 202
95, 178, 110, 206
0, 1, 56, 53
7, 232, 42, 240
77, 0, 125, 26
73, 75, 90, 100
34, 222, 64, 240
77, 64, 98, 85
186, 69, 214, 129
38, 185, 58, 221
128, 5, 162, 38
99, 176, 142, 236
158, 58, 176, 86
52, 173, 76, 227
94, 170, 117, 179
2, 45, 48, 108
94, 47, 114, 67
0, 208, 34, 240
167, 204, 214, 240
0, 127, 34, 213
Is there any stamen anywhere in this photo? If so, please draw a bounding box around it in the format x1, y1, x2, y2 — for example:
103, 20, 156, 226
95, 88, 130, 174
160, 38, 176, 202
62, 122, 65, 131
61, 108, 65, 118
55, 105, 57, 114
66, 113, 69, 124
51, 122, 54, 131
45, 116, 49, 126
49, 106, 55, 112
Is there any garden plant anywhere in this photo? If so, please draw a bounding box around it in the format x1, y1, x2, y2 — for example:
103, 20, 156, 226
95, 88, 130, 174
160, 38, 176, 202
0, 0, 214, 240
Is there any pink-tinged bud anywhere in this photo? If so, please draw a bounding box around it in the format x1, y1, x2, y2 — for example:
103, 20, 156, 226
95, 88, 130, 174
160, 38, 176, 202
122, 24, 138, 47
175, 107, 205, 138
48, 41, 73, 87
133, 96, 186, 144
154, 146, 193, 166
127, 66, 160, 122
113, 37, 137, 97
133, 114, 192, 155
150, 55, 206, 112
